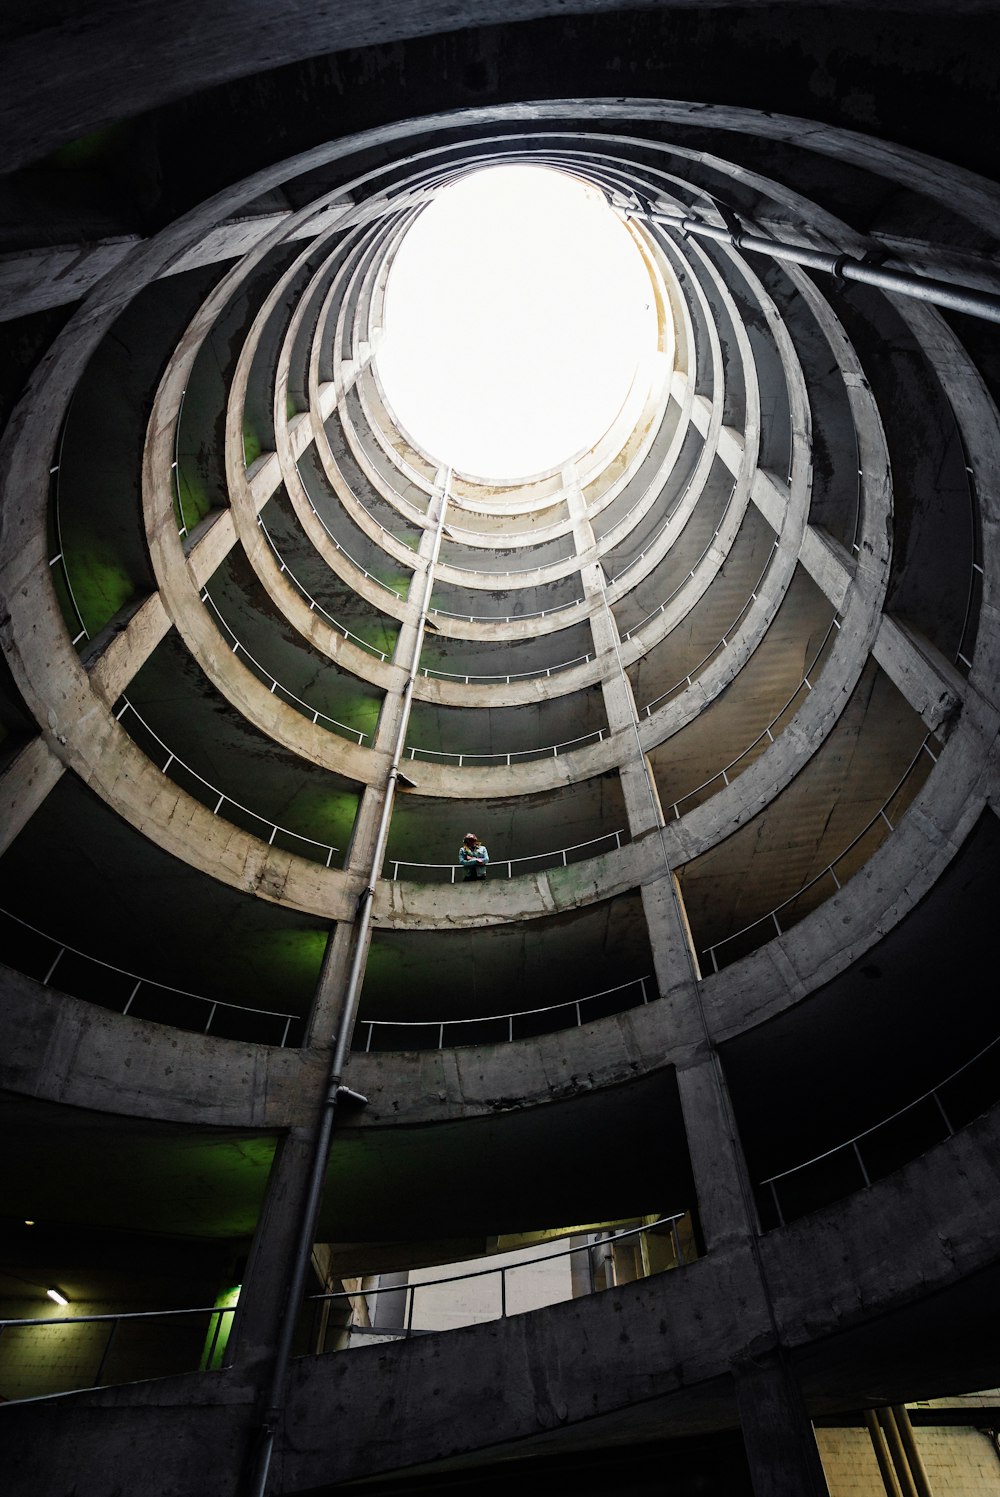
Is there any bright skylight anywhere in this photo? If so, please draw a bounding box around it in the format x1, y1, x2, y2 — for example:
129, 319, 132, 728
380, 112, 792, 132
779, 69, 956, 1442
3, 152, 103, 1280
374, 165, 658, 482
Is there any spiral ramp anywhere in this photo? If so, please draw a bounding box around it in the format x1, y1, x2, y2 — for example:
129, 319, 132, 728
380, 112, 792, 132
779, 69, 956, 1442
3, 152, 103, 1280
2, 10, 1000, 1496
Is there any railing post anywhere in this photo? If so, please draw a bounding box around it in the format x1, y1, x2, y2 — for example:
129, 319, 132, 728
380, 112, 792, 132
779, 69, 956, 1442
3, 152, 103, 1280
204, 1002, 217, 1035
932, 1090, 954, 1136
500, 1269, 507, 1320
769, 1179, 786, 1229
93, 1318, 119, 1387
405, 1284, 415, 1337
43, 947, 65, 985
852, 1139, 871, 1188
203, 1309, 224, 1372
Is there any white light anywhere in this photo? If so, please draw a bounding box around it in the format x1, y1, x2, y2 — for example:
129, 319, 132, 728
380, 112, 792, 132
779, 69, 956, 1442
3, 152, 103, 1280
46, 1287, 69, 1306
376, 165, 657, 482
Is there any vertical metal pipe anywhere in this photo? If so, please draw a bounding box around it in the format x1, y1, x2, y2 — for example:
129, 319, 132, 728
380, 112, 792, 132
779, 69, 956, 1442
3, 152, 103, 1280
864, 1410, 903, 1497
93, 1319, 119, 1387
243, 475, 451, 1497
879, 1407, 921, 1497
891, 1405, 935, 1497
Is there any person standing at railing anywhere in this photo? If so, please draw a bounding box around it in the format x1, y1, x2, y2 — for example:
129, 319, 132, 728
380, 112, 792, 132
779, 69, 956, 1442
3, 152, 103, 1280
459, 831, 489, 881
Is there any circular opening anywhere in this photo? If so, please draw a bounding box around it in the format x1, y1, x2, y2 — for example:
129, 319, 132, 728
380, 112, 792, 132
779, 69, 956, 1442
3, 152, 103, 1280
374, 164, 658, 483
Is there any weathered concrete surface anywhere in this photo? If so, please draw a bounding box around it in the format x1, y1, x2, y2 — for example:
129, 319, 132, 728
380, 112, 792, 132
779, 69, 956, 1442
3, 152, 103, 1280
4, 1104, 997, 1496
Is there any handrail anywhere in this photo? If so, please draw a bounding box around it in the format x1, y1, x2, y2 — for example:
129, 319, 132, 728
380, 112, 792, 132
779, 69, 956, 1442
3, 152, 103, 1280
639, 538, 779, 715
172, 384, 189, 539
404, 726, 606, 768
950, 417, 985, 677
0, 1303, 237, 1400
605, 468, 699, 585
200, 590, 369, 744
666, 614, 841, 817
305, 1212, 689, 1342
0, 1215, 689, 1400
358, 974, 655, 1051
115, 697, 342, 867
0, 1303, 235, 1330
419, 651, 593, 685
623, 479, 740, 643
256, 516, 389, 661
388, 827, 626, 882
758, 1023, 1000, 1227
428, 595, 584, 625
294, 460, 408, 599
0, 904, 298, 1046
702, 735, 938, 973
47, 397, 89, 649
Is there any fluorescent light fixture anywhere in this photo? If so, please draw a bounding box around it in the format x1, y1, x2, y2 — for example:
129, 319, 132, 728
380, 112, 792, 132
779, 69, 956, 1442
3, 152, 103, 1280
46, 1287, 69, 1306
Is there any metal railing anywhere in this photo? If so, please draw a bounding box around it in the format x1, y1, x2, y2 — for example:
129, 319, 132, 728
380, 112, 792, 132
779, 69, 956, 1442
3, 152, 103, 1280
115, 697, 342, 868
666, 615, 841, 818
605, 469, 701, 585
951, 418, 985, 678
357, 974, 656, 1051
428, 595, 585, 626
294, 461, 408, 600
701, 735, 938, 974
0, 905, 299, 1046
257, 517, 390, 661
622, 480, 742, 644
309, 1212, 690, 1343
0, 1303, 236, 1402
419, 651, 593, 685
387, 828, 627, 882
639, 539, 779, 715
200, 590, 369, 745
47, 399, 90, 649
759, 1026, 1000, 1228
0, 1216, 690, 1401
172, 385, 189, 539
404, 726, 606, 768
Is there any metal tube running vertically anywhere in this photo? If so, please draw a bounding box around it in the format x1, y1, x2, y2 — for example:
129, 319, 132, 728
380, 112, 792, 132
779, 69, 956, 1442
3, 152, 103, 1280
244, 472, 451, 1497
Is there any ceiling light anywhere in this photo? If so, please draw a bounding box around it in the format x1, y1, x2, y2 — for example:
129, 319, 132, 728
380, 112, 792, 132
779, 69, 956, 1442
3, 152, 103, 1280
46, 1287, 69, 1306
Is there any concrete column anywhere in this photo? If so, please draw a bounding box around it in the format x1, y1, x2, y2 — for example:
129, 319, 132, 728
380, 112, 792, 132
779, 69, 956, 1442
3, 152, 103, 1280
675, 1052, 756, 1251
0, 735, 64, 856
565, 480, 662, 837
223, 1125, 320, 1377
735, 1353, 831, 1497
566, 480, 759, 1252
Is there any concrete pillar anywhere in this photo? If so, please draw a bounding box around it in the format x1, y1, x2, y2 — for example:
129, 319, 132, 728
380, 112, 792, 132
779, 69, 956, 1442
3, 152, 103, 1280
0, 735, 64, 855
675, 1053, 756, 1251
735, 1353, 831, 1497
566, 480, 662, 837
565, 479, 759, 1253
223, 1124, 320, 1377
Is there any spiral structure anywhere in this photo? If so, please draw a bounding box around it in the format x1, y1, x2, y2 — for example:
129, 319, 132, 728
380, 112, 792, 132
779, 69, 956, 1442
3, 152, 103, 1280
2, 36, 1000, 1497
